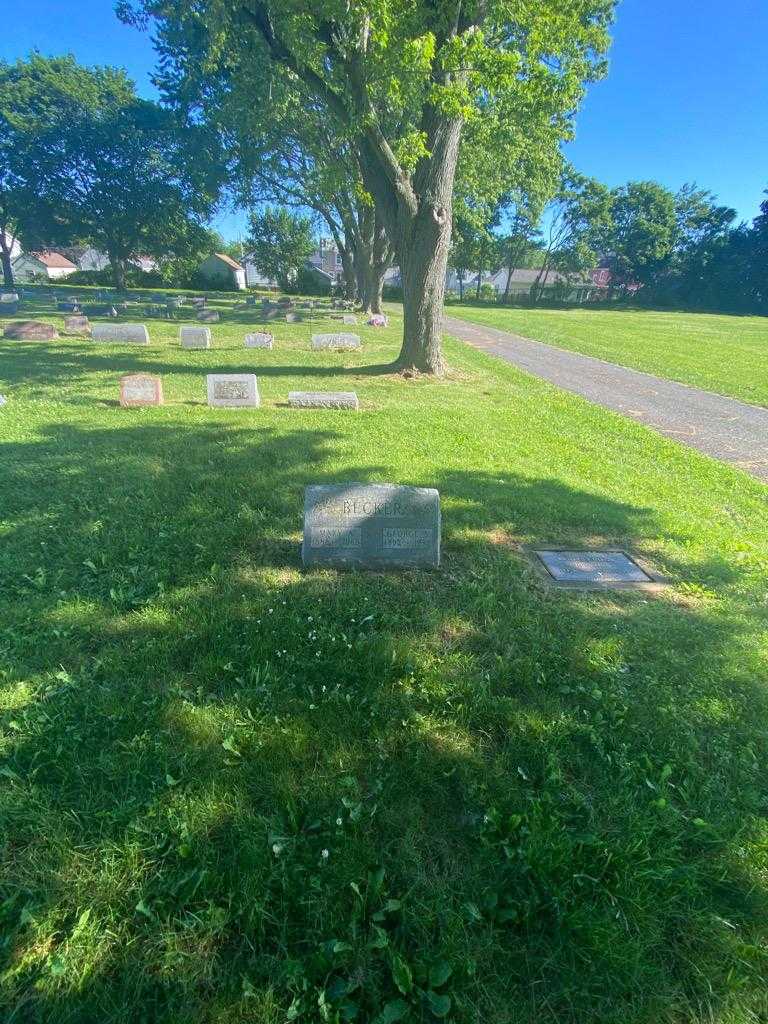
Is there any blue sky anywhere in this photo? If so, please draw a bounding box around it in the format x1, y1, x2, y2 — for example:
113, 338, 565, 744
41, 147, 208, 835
2, 0, 766, 239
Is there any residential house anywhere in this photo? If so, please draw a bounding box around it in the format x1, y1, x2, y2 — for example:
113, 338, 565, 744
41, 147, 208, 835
12, 250, 77, 282
308, 239, 343, 280
198, 252, 247, 290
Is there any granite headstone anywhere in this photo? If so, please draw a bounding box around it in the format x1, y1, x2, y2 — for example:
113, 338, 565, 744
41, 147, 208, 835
91, 323, 150, 344
180, 326, 212, 349
311, 332, 361, 351
4, 320, 58, 340
302, 483, 440, 569
206, 373, 260, 408
244, 332, 273, 349
119, 373, 164, 407
289, 391, 359, 410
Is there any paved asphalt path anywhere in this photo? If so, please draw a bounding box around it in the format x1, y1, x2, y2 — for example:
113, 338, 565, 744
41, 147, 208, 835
444, 315, 768, 484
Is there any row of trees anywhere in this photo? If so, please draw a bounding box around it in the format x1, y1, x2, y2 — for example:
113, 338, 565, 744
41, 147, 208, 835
449, 173, 768, 313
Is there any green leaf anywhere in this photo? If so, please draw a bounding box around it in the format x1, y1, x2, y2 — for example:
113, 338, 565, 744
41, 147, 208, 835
221, 735, 241, 756
425, 990, 452, 1018
391, 955, 412, 995
429, 962, 452, 988
372, 999, 409, 1024
135, 899, 153, 919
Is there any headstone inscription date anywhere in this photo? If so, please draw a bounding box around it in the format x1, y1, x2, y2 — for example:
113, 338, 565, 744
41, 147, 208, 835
119, 373, 164, 407
302, 483, 440, 569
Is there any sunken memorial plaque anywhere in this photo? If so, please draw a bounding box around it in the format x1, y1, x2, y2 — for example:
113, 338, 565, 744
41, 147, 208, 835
302, 483, 440, 569
206, 373, 260, 408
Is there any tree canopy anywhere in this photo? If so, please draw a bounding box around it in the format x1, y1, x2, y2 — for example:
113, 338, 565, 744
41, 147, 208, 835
119, 0, 615, 372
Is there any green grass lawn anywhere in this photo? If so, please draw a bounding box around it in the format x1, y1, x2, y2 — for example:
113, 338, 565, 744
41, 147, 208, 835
1, 294, 768, 1023
445, 304, 768, 407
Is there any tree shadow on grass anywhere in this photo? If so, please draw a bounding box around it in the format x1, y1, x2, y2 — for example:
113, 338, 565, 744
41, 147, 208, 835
0, 420, 767, 1023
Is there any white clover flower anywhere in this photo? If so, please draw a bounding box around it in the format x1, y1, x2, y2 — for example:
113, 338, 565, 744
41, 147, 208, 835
272, 843, 283, 856
336, 818, 342, 826
321, 849, 329, 859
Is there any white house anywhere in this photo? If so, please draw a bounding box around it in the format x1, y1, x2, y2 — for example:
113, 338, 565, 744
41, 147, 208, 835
198, 252, 247, 290
55, 246, 110, 272
12, 250, 77, 282
1, 231, 21, 261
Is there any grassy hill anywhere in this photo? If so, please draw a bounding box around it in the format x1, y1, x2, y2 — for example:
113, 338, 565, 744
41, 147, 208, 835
1, 295, 768, 1023
445, 305, 768, 407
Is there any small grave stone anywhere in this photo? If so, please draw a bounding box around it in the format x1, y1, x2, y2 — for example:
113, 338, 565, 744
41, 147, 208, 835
342, 314, 357, 325
244, 332, 273, 349
83, 304, 118, 317
533, 549, 654, 587
0, 394, 7, 406
57, 301, 80, 312
91, 323, 150, 345
190, 296, 206, 307
368, 314, 388, 327
64, 315, 91, 333
311, 332, 361, 351
4, 320, 58, 340
119, 373, 164, 407
1, 292, 19, 303
197, 309, 220, 323
206, 373, 260, 408
289, 391, 359, 410
180, 326, 212, 349
0, 301, 19, 315
302, 483, 440, 569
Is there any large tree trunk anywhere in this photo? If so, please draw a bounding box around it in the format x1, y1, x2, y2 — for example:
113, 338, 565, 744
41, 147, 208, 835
359, 114, 461, 374
340, 248, 356, 300
110, 255, 127, 292
0, 248, 13, 289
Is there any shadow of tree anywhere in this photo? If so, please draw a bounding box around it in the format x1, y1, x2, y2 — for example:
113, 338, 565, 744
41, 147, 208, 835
1, 420, 767, 1023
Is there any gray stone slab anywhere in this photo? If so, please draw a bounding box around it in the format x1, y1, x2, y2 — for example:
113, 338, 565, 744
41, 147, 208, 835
1, 292, 19, 303
342, 314, 357, 324
302, 483, 440, 569
536, 549, 650, 583
311, 332, 361, 351
180, 326, 212, 349
63, 315, 91, 333
91, 323, 149, 344
206, 373, 260, 408
197, 309, 220, 322
244, 332, 273, 349
289, 391, 359, 410
4, 320, 58, 340
120, 373, 164, 407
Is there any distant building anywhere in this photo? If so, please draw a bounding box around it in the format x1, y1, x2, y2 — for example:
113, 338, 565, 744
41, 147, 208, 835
308, 239, 343, 280
12, 250, 77, 282
1, 231, 22, 261
443, 266, 612, 303
198, 252, 246, 290
54, 246, 110, 272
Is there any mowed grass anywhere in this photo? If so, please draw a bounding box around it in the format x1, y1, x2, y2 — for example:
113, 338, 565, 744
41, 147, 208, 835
1, 292, 768, 1024
446, 304, 768, 406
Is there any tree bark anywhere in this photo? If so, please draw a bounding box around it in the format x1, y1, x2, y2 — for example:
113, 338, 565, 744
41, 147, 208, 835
340, 248, 356, 300
0, 221, 14, 288
0, 248, 14, 289
110, 254, 127, 292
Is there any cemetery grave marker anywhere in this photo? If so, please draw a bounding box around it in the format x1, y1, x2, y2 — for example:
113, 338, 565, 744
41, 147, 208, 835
289, 391, 359, 410
311, 332, 362, 351
63, 315, 91, 333
530, 549, 666, 591
91, 323, 150, 344
368, 314, 388, 327
180, 326, 212, 349
206, 373, 260, 408
0, 292, 19, 303
244, 332, 273, 349
119, 373, 164, 407
342, 314, 358, 324
4, 320, 58, 340
302, 483, 440, 569
197, 309, 220, 323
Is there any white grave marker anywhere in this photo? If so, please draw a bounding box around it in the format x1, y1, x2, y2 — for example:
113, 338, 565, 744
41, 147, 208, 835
311, 333, 361, 351
206, 373, 260, 408
244, 332, 273, 349
91, 323, 149, 344
180, 326, 212, 349
289, 391, 359, 410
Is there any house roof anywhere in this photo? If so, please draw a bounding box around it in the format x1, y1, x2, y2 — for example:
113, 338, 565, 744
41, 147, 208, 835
213, 252, 244, 272
28, 250, 77, 269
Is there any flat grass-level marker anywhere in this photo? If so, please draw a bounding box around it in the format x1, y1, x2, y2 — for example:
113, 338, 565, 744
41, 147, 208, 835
532, 549, 665, 590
